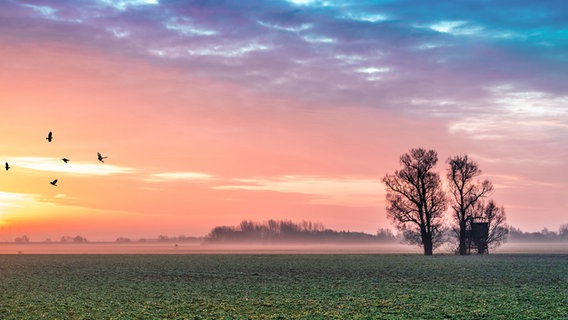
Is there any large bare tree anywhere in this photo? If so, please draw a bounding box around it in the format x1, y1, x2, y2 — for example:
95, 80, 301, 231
447, 154, 493, 255
383, 148, 447, 255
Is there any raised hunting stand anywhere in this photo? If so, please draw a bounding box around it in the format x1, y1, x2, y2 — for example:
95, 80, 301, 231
466, 216, 489, 254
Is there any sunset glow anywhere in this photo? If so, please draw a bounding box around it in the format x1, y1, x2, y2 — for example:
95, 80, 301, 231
1, 0, 566, 241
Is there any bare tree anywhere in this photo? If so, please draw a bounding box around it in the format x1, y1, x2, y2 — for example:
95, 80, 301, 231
473, 200, 508, 253
383, 148, 447, 255
447, 154, 493, 255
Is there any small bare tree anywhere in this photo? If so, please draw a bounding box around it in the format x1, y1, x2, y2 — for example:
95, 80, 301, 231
447, 154, 493, 255
383, 148, 447, 255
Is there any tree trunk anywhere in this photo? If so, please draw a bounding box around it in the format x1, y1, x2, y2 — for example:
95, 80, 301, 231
459, 221, 468, 255
423, 242, 433, 255
422, 233, 433, 256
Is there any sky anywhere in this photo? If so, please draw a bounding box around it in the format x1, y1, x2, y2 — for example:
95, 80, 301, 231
0, 0, 567, 241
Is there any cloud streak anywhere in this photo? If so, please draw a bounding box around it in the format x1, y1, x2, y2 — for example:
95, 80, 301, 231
214, 175, 383, 207
145, 172, 216, 182
6, 157, 135, 176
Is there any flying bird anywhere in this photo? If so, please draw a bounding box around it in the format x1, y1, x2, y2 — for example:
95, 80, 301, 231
62, 158, 70, 163
97, 152, 108, 163
5, 162, 10, 171
46, 131, 53, 142
50, 179, 58, 186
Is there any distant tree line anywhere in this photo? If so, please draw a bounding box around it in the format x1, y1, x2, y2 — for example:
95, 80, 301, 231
508, 225, 568, 242
60, 235, 88, 243
9, 225, 567, 244
203, 219, 398, 244
8, 235, 202, 244
14, 235, 30, 243
12, 235, 89, 243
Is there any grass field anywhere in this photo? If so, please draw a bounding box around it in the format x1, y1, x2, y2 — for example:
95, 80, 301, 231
0, 254, 566, 319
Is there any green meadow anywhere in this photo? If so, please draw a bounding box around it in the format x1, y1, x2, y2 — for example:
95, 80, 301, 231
0, 254, 566, 319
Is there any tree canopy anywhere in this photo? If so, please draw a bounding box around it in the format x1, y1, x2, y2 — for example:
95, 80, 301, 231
383, 148, 447, 255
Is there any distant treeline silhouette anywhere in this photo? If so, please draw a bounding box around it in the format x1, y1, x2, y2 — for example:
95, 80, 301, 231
13, 235, 88, 243
203, 219, 398, 244
7, 224, 566, 244
508, 225, 568, 242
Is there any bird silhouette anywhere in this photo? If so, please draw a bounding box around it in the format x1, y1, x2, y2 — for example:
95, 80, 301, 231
5, 162, 10, 171
97, 152, 108, 163
50, 179, 58, 186
62, 158, 70, 163
46, 131, 53, 142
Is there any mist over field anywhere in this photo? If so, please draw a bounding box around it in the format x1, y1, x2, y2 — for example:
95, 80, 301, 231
3, 217, 566, 255
1, 241, 567, 255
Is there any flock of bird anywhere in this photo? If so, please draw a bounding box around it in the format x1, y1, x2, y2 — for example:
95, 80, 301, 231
4, 131, 108, 187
